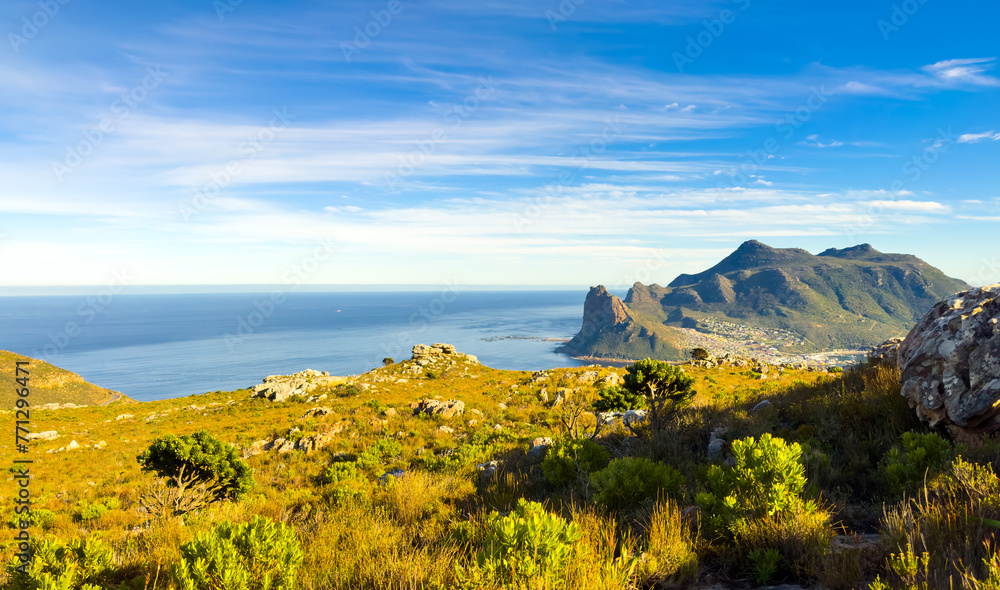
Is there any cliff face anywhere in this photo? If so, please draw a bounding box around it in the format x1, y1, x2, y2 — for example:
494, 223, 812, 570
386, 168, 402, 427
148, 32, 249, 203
562, 241, 971, 361
558, 286, 631, 354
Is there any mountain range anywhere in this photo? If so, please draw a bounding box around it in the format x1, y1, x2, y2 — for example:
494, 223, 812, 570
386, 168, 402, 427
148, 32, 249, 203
558, 240, 970, 361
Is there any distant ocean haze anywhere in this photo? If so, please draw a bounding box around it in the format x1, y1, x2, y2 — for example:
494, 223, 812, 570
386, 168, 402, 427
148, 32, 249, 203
0, 291, 589, 401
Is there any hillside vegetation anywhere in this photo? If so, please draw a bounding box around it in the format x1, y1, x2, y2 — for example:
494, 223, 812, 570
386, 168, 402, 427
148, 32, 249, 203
3, 348, 999, 589
0, 350, 132, 407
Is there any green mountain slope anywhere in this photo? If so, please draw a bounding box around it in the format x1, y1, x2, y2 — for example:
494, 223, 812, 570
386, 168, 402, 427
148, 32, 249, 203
0, 350, 132, 406
559, 241, 970, 361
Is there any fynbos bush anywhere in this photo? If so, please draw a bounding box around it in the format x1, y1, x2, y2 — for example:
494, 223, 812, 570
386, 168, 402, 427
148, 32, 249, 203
880, 431, 953, 497
589, 457, 684, 510
698, 433, 811, 533
541, 438, 610, 488
6, 536, 114, 590
173, 515, 304, 590
462, 499, 581, 585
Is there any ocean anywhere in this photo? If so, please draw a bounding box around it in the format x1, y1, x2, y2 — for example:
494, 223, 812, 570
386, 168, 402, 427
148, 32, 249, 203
0, 290, 589, 401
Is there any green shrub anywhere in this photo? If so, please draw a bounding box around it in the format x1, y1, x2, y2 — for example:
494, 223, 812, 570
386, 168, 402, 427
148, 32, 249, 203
698, 433, 811, 534
5, 536, 114, 590
462, 499, 581, 585
881, 431, 954, 497
137, 430, 254, 500
322, 461, 359, 485
541, 438, 610, 488
75, 497, 120, 522
6, 507, 56, 531
173, 515, 304, 590
592, 386, 647, 413
356, 438, 402, 471
697, 434, 830, 581
421, 429, 516, 473
589, 457, 684, 510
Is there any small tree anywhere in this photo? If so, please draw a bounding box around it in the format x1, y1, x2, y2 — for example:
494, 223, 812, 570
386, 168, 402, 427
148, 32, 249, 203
382, 357, 394, 366
690, 347, 711, 361
622, 359, 695, 434
137, 430, 254, 512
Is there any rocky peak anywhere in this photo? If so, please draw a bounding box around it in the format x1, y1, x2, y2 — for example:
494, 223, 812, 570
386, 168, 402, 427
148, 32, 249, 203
818, 243, 880, 258
582, 286, 631, 332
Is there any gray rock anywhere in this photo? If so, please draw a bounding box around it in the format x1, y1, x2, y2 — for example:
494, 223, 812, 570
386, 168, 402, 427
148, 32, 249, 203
751, 399, 773, 413
898, 284, 1000, 439
707, 438, 725, 460
411, 398, 465, 419
26, 430, 59, 441
527, 437, 552, 460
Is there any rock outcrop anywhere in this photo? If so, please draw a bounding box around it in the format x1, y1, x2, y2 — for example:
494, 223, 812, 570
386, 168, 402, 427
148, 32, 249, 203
898, 284, 1000, 438
411, 398, 465, 419
411, 343, 478, 365
250, 369, 345, 402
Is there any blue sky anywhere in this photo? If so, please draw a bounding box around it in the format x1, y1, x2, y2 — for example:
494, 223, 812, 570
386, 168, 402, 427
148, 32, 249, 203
1, 0, 998, 289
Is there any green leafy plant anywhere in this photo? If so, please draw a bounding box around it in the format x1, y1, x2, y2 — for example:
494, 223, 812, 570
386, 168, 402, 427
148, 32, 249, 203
463, 499, 581, 585
541, 438, 610, 488
137, 430, 254, 501
592, 386, 647, 413
749, 548, 781, 584
173, 515, 304, 590
881, 431, 953, 497
355, 438, 402, 471
697, 433, 812, 535
322, 461, 360, 485
6, 507, 56, 531
589, 457, 684, 510
5, 536, 114, 590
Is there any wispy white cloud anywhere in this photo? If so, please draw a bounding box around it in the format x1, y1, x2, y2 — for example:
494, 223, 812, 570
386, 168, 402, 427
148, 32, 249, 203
958, 130, 1000, 144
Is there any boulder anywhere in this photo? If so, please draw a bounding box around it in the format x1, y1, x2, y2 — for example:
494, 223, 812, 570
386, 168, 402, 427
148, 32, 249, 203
300, 407, 332, 419
527, 437, 552, 460
577, 371, 600, 383
26, 431, 59, 441
411, 398, 465, 419
751, 400, 773, 413
898, 284, 1000, 438
251, 369, 341, 402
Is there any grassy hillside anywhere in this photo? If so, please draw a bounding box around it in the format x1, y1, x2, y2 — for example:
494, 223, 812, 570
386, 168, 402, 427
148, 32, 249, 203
0, 350, 133, 407
2, 349, 996, 589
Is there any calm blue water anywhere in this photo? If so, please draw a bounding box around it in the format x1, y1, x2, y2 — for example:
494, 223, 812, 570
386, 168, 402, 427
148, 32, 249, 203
0, 291, 588, 401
